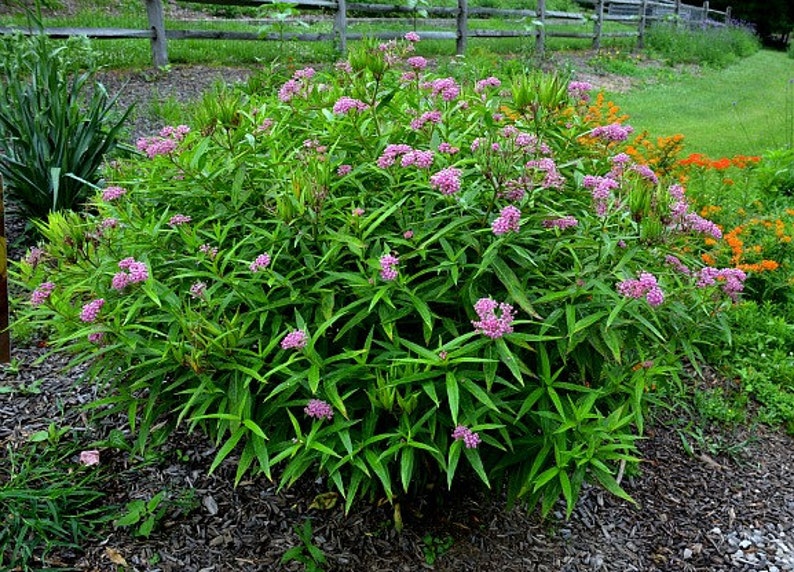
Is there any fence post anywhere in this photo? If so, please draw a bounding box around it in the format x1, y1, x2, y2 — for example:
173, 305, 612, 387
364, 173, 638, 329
535, 0, 546, 58
593, 0, 604, 50
674, 0, 681, 26
637, 0, 647, 49
456, 0, 468, 55
0, 175, 9, 364
145, 0, 168, 68
335, 0, 347, 55
702, 0, 709, 23
725, 6, 731, 23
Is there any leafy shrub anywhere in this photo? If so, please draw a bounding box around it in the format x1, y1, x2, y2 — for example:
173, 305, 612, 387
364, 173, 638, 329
15, 36, 741, 516
646, 20, 760, 67
0, 29, 132, 220
756, 147, 794, 197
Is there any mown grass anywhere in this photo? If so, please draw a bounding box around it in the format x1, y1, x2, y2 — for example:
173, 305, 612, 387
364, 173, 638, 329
608, 50, 793, 157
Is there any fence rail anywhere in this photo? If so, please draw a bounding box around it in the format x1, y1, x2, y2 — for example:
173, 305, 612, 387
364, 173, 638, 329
0, 0, 730, 67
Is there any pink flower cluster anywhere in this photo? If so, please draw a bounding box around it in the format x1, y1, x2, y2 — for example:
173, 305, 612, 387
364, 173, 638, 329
190, 281, 207, 299
492, 205, 521, 235
250, 253, 271, 272
281, 329, 308, 350
80, 298, 105, 323
305, 398, 333, 421
631, 164, 659, 184
380, 254, 399, 281
337, 164, 352, 176
472, 298, 515, 339
591, 123, 634, 143
525, 158, 565, 189
377, 144, 413, 168
255, 117, 274, 133
410, 110, 442, 131
696, 267, 746, 301
31, 281, 55, 306
102, 186, 127, 202
543, 216, 579, 230
278, 67, 315, 103
474, 76, 501, 94
100, 217, 118, 230
168, 214, 191, 227
26, 246, 44, 267
682, 212, 723, 239
582, 175, 620, 217
406, 56, 428, 70
332, 96, 369, 115
429, 167, 462, 195
401, 149, 434, 169
136, 125, 189, 158
438, 142, 459, 155
500, 176, 531, 202
567, 80, 593, 102
199, 243, 219, 260
404, 31, 421, 42
88, 332, 104, 345
617, 272, 664, 307
112, 257, 149, 290
422, 77, 460, 102
452, 425, 481, 449
664, 255, 692, 276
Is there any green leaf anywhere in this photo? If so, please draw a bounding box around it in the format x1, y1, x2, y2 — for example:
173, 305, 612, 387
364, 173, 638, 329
243, 418, 267, 440
492, 256, 541, 318
532, 466, 560, 492
364, 449, 393, 500
446, 371, 459, 424
591, 466, 636, 505
463, 446, 490, 488
460, 377, 499, 411
400, 446, 415, 493
137, 516, 156, 538
559, 470, 575, 517
447, 441, 462, 489
209, 426, 246, 474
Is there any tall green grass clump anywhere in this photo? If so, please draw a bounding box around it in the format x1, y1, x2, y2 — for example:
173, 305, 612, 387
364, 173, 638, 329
15, 35, 743, 517
0, 440, 110, 571
0, 24, 132, 221
646, 20, 760, 67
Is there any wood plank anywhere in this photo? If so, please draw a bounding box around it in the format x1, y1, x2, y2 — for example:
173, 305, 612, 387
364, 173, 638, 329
183, 0, 337, 8
0, 26, 154, 38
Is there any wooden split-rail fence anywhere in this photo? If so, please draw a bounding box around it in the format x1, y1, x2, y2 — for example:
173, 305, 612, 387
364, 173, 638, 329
0, 0, 731, 67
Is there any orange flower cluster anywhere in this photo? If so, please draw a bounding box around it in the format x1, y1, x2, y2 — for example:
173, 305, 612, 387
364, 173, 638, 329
701, 215, 790, 274
582, 93, 629, 127
678, 153, 761, 170
626, 133, 686, 178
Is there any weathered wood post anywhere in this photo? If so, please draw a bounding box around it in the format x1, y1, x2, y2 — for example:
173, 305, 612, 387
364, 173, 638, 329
145, 0, 168, 68
335, 0, 347, 55
674, 0, 681, 26
0, 175, 10, 364
725, 6, 731, 23
535, 0, 546, 59
702, 0, 709, 24
637, 0, 648, 49
593, 0, 604, 50
456, 0, 468, 56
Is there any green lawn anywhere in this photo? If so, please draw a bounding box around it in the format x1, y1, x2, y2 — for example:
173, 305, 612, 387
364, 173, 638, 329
607, 50, 794, 158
